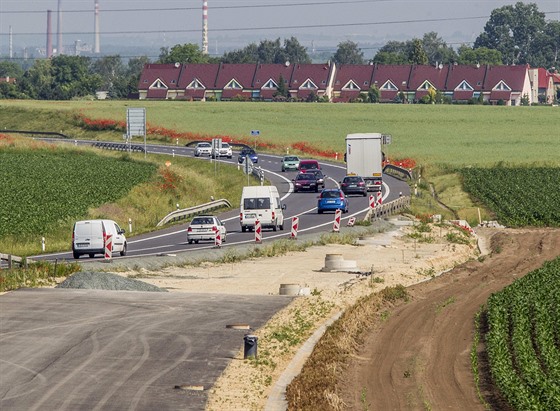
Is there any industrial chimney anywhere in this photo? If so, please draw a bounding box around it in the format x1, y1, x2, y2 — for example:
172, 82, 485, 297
94, 0, 100, 53
46, 10, 53, 58
57, 0, 63, 55
202, 0, 208, 54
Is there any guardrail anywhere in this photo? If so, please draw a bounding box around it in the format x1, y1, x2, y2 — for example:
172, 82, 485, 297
92, 142, 145, 153
157, 198, 232, 227
365, 195, 411, 221
0, 253, 34, 269
1, 129, 69, 138
383, 164, 413, 180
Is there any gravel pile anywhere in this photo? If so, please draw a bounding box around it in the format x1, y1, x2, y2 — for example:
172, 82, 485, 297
56, 271, 167, 292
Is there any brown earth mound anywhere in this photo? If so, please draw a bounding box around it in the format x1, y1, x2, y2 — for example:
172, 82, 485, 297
341, 228, 560, 410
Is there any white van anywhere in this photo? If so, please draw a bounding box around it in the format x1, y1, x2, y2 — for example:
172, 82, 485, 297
240, 186, 286, 232
72, 219, 127, 259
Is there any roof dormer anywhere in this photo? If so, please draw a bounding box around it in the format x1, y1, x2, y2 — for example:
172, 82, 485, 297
225, 79, 242, 89
262, 78, 278, 89
187, 79, 205, 89
380, 80, 398, 91
493, 80, 511, 91
342, 80, 360, 90
150, 79, 167, 89
299, 78, 318, 90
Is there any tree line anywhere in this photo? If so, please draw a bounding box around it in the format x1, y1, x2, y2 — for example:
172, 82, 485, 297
0, 2, 558, 100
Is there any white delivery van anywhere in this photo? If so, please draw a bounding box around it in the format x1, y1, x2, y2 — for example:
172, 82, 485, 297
240, 185, 286, 232
72, 219, 127, 259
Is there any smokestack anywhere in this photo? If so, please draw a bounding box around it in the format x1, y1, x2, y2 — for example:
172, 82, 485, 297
57, 0, 63, 55
202, 0, 208, 54
94, 0, 100, 53
47, 10, 53, 58
9, 26, 13, 59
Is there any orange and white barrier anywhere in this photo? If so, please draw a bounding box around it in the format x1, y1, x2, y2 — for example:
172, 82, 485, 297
215, 229, 222, 247
104, 234, 113, 260
376, 191, 383, 206
347, 217, 356, 227
333, 209, 341, 232
369, 194, 375, 209
255, 220, 262, 243
291, 216, 299, 239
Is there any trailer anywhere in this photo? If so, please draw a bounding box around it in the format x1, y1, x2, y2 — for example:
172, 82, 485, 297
345, 133, 383, 192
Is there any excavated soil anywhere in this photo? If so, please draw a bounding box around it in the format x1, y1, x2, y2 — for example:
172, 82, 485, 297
341, 228, 560, 410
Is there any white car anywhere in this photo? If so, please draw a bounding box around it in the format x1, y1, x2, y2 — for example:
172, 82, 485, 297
187, 215, 227, 244
194, 142, 212, 157
211, 142, 233, 159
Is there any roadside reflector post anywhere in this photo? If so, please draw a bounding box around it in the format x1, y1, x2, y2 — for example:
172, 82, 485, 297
128, 218, 132, 233
41, 237, 45, 252
255, 220, 262, 243
333, 209, 341, 232
104, 234, 113, 261
291, 216, 299, 239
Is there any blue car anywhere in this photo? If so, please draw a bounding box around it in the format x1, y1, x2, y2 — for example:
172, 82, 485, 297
238, 147, 258, 164
317, 188, 349, 214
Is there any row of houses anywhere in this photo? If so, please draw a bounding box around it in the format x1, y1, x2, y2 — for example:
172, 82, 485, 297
138, 62, 560, 106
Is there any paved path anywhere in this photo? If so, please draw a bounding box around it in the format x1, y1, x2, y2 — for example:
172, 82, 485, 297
0, 288, 292, 411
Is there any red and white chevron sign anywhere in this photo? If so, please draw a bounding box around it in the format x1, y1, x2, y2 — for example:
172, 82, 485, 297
104, 234, 113, 260
376, 191, 383, 206
215, 230, 222, 247
369, 194, 375, 209
291, 216, 299, 239
347, 217, 356, 227
333, 209, 341, 232
255, 220, 262, 243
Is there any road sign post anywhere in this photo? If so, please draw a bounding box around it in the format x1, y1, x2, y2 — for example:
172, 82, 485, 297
250, 130, 260, 149
333, 209, 341, 232
291, 216, 299, 239
255, 220, 262, 243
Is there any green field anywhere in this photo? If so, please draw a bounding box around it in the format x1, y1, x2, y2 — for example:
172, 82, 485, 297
1, 100, 558, 167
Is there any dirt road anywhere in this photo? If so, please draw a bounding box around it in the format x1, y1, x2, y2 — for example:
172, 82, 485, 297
342, 228, 560, 410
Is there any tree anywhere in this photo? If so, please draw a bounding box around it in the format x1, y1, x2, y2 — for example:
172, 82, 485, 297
456, 45, 503, 65
49, 55, 101, 99
283, 37, 311, 64
17, 59, 54, 99
0, 61, 24, 79
372, 41, 409, 64
158, 43, 208, 64
221, 37, 310, 64
409, 39, 429, 65
333, 41, 365, 64
274, 74, 288, 98
91, 55, 126, 97
474, 2, 546, 65
367, 85, 380, 103
421, 32, 457, 65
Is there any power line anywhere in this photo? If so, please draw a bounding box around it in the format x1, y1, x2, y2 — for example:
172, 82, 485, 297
0, 1, 390, 15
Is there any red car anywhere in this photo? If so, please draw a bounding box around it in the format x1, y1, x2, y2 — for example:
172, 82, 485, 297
292, 172, 319, 193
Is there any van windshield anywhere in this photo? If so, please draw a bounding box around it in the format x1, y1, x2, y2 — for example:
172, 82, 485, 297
244, 197, 271, 210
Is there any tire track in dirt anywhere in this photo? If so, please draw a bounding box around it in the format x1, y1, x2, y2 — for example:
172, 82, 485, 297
342, 228, 560, 411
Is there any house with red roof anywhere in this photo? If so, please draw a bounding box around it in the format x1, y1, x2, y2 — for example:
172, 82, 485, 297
445, 64, 487, 102
213, 63, 257, 101
407, 64, 449, 102
138, 63, 182, 100
287, 63, 334, 101
250, 63, 293, 101
138, 62, 541, 105
176, 63, 220, 101
369, 65, 410, 103
331, 64, 375, 102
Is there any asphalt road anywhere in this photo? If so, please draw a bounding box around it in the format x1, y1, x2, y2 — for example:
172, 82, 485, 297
0, 288, 292, 411
31, 139, 410, 265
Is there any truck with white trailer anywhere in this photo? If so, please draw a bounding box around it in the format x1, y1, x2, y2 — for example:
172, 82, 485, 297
344, 133, 384, 192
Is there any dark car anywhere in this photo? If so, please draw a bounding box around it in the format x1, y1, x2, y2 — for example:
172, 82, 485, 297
307, 169, 326, 188
238, 147, 258, 164
340, 175, 367, 196
317, 188, 348, 214
292, 172, 319, 193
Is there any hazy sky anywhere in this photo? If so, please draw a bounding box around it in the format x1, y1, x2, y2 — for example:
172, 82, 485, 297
1, 0, 559, 57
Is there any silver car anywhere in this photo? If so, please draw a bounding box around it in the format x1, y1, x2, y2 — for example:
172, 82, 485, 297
187, 215, 227, 244
194, 142, 212, 157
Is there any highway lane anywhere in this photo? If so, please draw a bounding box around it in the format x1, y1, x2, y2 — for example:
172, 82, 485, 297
32, 139, 410, 262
